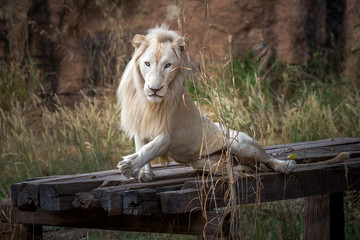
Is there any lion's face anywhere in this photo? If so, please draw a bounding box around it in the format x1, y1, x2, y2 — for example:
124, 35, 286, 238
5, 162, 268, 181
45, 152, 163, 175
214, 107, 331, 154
138, 41, 181, 103
131, 31, 188, 103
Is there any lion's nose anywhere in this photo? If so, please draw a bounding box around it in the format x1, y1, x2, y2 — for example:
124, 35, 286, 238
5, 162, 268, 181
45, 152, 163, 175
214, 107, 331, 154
148, 85, 163, 94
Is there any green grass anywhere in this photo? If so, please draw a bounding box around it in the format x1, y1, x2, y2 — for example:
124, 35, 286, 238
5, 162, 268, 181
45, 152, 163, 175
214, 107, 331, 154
187, 56, 359, 144
0, 87, 133, 200
185, 54, 360, 239
0, 59, 42, 111
0, 52, 359, 239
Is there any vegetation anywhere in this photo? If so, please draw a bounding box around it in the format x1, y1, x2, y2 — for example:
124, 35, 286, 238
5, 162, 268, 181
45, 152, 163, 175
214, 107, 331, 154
186, 54, 359, 239
0, 45, 359, 238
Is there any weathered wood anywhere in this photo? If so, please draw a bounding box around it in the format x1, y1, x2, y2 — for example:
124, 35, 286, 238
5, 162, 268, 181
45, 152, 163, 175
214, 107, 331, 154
13, 164, 194, 212
100, 165, 195, 187
11, 169, 124, 210
304, 192, 344, 240
72, 192, 102, 209
73, 187, 123, 215
11, 138, 359, 212
122, 188, 158, 215
10, 162, 187, 210
160, 188, 201, 214
160, 176, 228, 214
160, 160, 360, 213
156, 184, 184, 193
6, 138, 360, 239
73, 176, 197, 215
1, 200, 228, 237
267, 143, 360, 162
264, 137, 360, 151
12, 183, 40, 211
39, 179, 104, 211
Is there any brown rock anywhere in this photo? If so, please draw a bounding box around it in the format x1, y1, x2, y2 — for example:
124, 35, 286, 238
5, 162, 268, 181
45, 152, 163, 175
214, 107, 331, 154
344, 0, 360, 85
0, 0, 358, 99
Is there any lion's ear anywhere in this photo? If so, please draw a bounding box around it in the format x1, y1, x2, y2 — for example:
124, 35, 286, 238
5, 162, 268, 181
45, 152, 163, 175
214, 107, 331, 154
132, 34, 148, 49
177, 37, 189, 52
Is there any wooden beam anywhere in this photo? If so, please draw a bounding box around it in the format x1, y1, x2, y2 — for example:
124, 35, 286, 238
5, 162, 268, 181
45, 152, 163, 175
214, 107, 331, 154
11, 170, 123, 210
12, 165, 195, 212
264, 137, 360, 151
160, 160, 360, 213
122, 188, 158, 215
1, 200, 229, 237
266, 143, 360, 162
304, 192, 344, 240
39, 179, 104, 211
73, 176, 197, 215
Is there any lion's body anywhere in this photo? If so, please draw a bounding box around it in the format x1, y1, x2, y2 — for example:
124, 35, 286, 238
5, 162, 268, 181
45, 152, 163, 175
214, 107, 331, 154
117, 26, 347, 182
117, 29, 224, 165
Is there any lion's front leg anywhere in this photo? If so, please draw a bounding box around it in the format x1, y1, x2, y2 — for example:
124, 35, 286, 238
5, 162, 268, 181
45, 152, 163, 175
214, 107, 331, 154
117, 133, 170, 181
138, 163, 155, 182
134, 137, 154, 182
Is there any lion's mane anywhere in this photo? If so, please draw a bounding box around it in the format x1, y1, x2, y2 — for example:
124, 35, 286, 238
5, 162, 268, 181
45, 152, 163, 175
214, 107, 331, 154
117, 26, 188, 139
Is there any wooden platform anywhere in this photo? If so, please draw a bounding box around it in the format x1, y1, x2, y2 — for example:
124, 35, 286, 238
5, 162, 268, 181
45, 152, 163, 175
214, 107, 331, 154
1, 137, 360, 239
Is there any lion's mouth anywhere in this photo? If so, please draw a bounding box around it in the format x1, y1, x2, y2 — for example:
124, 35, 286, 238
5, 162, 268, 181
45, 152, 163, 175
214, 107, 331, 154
147, 94, 164, 103
148, 94, 163, 98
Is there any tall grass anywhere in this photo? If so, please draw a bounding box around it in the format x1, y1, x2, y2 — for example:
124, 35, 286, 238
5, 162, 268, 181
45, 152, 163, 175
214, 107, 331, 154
187, 53, 359, 239
0, 59, 42, 111
189, 57, 360, 145
0, 81, 132, 200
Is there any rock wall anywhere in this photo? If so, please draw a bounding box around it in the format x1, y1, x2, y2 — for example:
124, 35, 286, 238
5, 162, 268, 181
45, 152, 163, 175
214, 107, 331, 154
0, 0, 358, 97
344, 0, 360, 85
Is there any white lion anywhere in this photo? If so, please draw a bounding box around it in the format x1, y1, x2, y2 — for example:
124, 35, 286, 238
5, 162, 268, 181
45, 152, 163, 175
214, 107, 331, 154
116, 25, 347, 182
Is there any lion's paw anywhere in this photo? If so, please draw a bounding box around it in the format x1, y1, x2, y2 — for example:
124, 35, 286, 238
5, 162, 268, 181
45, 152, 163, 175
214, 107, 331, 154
117, 153, 139, 179
282, 160, 296, 174
117, 160, 133, 179
271, 159, 296, 174
138, 168, 154, 182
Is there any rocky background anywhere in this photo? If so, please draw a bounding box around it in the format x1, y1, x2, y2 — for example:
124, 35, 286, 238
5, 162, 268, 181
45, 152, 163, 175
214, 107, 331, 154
0, 0, 359, 100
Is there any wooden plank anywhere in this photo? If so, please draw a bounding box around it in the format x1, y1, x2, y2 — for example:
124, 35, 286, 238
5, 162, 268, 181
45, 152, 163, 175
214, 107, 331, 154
11, 139, 359, 213
156, 184, 184, 193
99, 165, 195, 187
39, 179, 104, 211
304, 192, 344, 240
73, 187, 123, 216
12, 165, 194, 211
2, 200, 229, 237
160, 188, 201, 214
160, 176, 228, 214
160, 160, 360, 213
122, 188, 158, 215
73, 176, 197, 215
264, 137, 360, 151
11, 169, 124, 210
71, 192, 102, 209
266, 142, 360, 162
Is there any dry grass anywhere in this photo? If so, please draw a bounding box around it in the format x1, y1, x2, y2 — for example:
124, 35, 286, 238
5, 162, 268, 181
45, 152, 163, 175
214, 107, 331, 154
187, 54, 360, 239
0, 87, 134, 200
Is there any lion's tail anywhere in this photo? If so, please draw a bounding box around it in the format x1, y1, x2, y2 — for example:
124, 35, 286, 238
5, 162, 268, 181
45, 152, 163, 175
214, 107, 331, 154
296, 152, 350, 168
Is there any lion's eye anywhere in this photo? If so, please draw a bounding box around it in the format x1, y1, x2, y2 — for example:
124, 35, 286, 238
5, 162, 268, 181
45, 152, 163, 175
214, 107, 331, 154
144, 62, 150, 67
164, 63, 172, 69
